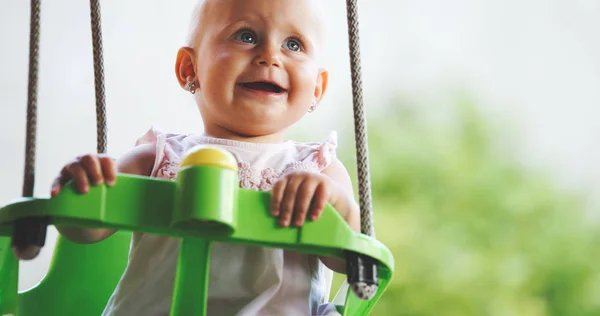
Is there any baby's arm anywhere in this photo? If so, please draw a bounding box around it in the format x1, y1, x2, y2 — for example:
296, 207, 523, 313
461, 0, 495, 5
318, 158, 361, 273
321, 158, 361, 231
55, 143, 156, 244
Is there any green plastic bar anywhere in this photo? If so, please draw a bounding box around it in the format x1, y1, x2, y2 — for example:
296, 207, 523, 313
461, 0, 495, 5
0, 162, 394, 315
170, 238, 212, 316
0, 172, 393, 272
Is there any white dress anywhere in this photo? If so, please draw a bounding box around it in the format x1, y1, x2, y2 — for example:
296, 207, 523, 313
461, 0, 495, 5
101, 127, 342, 316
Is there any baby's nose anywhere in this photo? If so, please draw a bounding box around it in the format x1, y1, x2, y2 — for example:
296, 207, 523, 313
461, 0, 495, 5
254, 46, 282, 67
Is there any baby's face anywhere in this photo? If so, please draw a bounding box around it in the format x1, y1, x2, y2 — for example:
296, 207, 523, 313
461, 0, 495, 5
188, 0, 327, 138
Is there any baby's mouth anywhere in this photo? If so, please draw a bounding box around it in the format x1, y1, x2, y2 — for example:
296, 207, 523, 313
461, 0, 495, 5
241, 82, 286, 94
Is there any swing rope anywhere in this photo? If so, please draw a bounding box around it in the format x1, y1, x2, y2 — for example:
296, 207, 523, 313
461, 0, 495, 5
21, 0, 107, 198
22, 0, 41, 198
12, 0, 44, 256
21, 1, 373, 236
345, 0, 374, 236
90, 0, 108, 154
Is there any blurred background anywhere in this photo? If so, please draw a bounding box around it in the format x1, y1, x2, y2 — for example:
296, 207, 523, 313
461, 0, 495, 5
1, 0, 600, 315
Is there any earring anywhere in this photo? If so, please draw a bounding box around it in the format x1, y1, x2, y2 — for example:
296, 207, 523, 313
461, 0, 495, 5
187, 81, 197, 94
308, 100, 318, 113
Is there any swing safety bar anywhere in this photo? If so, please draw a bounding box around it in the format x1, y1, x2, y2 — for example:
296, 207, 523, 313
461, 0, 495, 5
0, 146, 394, 316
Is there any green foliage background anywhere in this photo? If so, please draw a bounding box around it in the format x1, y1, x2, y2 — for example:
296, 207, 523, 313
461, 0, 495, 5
330, 97, 600, 315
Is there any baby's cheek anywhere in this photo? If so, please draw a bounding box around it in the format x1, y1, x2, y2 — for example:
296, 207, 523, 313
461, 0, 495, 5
293, 62, 319, 86
201, 80, 224, 107
290, 71, 316, 95
291, 65, 321, 99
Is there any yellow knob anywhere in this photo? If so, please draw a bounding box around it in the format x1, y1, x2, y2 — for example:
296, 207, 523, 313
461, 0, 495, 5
180, 145, 238, 171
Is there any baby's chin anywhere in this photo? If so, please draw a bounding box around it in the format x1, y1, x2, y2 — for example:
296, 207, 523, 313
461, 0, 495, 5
220, 124, 285, 142
199, 99, 306, 136
227, 99, 290, 118
222, 114, 298, 139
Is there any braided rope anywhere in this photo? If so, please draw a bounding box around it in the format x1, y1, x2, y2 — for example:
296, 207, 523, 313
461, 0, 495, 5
90, 0, 108, 153
22, 0, 41, 198
346, 0, 374, 236
21, 1, 107, 190
12, 0, 47, 254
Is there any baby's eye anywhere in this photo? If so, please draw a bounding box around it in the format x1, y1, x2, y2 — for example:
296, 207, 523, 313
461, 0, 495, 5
234, 30, 257, 44
283, 39, 302, 52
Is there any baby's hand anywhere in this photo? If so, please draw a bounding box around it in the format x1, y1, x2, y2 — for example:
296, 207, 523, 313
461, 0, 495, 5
270, 171, 339, 227
13, 154, 116, 260
51, 154, 116, 196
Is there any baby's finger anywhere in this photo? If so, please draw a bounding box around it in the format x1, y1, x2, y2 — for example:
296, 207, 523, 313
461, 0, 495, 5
99, 155, 117, 186
67, 163, 90, 193
50, 177, 62, 197
309, 182, 330, 221
279, 175, 305, 227
271, 180, 287, 216
79, 154, 104, 186
293, 179, 319, 227
51, 164, 76, 195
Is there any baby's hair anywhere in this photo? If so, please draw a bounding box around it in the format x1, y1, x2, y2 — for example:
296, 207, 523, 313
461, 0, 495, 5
186, 0, 207, 49
185, 0, 327, 61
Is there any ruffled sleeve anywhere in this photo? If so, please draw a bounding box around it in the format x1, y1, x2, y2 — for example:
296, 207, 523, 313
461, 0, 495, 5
134, 126, 187, 180
290, 131, 338, 173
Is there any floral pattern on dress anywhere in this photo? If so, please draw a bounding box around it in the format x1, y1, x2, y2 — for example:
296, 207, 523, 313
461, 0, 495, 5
157, 159, 321, 191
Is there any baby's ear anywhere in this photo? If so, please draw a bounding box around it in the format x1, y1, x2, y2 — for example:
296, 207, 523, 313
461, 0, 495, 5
313, 68, 329, 103
175, 47, 197, 90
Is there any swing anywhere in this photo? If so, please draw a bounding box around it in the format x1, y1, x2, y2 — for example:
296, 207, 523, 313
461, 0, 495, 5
0, 1, 394, 315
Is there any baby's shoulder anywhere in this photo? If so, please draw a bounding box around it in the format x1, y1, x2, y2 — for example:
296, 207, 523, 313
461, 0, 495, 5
290, 131, 338, 154
116, 142, 157, 176
282, 131, 339, 172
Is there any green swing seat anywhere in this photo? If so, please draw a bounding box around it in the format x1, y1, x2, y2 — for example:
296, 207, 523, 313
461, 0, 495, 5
0, 231, 131, 315
0, 146, 394, 316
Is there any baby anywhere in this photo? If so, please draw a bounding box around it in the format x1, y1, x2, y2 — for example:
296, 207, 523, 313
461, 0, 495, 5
19, 0, 361, 315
